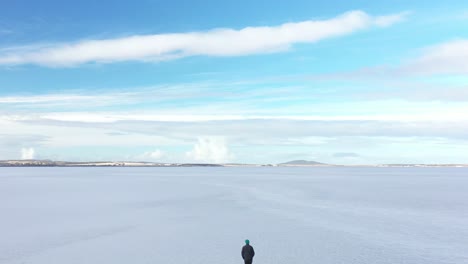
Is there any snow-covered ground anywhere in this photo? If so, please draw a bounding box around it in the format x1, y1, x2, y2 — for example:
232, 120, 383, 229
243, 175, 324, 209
1, 167, 467, 264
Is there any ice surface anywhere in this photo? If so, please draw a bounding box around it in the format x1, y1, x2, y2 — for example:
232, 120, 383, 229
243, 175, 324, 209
1, 167, 467, 264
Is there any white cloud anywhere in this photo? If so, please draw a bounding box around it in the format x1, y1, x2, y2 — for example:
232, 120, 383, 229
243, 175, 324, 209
403, 39, 468, 75
2, 116, 468, 163
374, 11, 410, 27
29, 110, 468, 123
139, 149, 165, 161
0, 81, 293, 108
344, 39, 468, 77
21, 147, 35, 159
186, 138, 231, 163
0, 94, 112, 104
0, 10, 407, 67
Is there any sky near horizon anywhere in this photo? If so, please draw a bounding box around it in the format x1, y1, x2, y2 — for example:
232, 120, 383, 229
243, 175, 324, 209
1, 0, 468, 164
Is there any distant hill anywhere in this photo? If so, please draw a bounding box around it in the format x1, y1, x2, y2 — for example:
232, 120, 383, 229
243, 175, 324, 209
278, 160, 327, 166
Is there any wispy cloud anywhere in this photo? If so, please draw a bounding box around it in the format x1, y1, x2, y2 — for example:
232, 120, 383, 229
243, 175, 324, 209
4, 112, 468, 141
0, 76, 308, 103
461, 10, 468, 20
30, 111, 468, 122
0, 94, 114, 104
2, 116, 468, 163
374, 11, 411, 27
0, 29, 13, 35
333, 152, 360, 158
0, 134, 49, 148
138, 149, 165, 161
322, 39, 468, 79
0, 10, 407, 67
402, 39, 468, 75
3, 90, 468, 123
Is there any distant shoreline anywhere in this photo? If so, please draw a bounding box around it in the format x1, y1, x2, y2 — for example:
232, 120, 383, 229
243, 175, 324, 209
1, 160, 467, 168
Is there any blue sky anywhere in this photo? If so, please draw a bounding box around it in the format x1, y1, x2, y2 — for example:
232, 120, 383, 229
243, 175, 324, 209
1, 0, 468, 164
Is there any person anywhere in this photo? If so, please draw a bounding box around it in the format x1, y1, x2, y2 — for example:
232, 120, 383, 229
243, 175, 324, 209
241, 239, 255, 264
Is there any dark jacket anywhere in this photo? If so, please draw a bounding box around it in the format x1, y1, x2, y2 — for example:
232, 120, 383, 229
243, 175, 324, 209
241, 245, 255, 260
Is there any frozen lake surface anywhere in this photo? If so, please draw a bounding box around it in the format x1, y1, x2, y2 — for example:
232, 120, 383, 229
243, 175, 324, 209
1, 167, 467, 264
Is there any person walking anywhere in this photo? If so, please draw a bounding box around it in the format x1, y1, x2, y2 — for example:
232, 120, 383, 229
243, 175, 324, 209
241, 239, 255, 264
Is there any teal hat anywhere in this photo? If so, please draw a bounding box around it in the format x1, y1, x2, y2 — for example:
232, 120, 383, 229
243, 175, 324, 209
245, 239, 250, 245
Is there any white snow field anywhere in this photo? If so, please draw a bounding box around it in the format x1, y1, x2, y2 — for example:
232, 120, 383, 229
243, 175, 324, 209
1, 167, 467, 264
